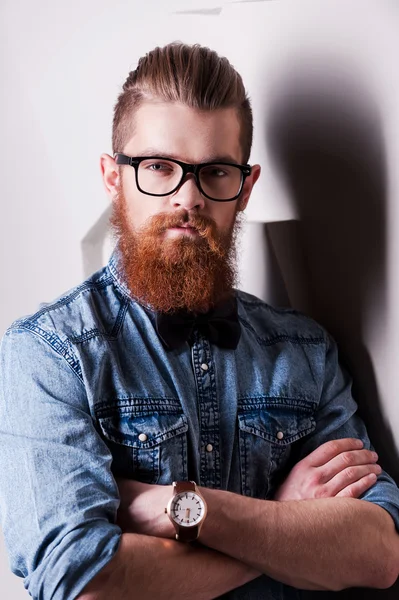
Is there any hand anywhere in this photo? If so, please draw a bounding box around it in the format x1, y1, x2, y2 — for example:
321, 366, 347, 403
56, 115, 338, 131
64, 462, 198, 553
115, 478, 175, 538
274, 438, 382, 501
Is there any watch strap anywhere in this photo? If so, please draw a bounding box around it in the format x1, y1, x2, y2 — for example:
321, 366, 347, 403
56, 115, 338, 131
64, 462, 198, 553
174, 481, 196, 494
176, 525, 199, 542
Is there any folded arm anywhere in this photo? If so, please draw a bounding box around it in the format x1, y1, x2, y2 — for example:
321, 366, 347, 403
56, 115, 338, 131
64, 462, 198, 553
112, 438, 397, 594
199, 487, 399, 591
77, 533, 258, 600
79, 463, 398, 599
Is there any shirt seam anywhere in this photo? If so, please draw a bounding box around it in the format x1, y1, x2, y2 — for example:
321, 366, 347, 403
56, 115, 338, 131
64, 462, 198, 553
14, 276, 116, 325
10, 324, 85, 384
239, 317, 325, 346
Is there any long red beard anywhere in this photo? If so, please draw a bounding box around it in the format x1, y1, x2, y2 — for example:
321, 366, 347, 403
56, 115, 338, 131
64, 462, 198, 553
110, 190, 240, 313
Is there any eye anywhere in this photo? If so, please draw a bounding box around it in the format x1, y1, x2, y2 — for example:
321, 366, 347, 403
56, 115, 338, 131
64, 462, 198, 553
147, 163, 172, 172
140, 159, 178, 177
201, 165, 232, 179
209, 168, 227, 177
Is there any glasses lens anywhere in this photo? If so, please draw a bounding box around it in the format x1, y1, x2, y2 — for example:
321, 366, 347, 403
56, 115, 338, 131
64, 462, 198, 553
137, 159, 183, 195
199, 164, 242, 200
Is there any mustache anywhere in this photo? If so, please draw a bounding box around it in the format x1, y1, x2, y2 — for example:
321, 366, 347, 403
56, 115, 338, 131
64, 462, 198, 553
142, 210, 217, 240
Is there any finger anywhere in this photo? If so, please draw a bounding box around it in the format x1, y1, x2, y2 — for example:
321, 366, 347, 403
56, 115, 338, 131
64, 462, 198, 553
305, 438, 365, 468
324, 464, 382, 496
336, 473, 379, 499
317, 449, 379, 483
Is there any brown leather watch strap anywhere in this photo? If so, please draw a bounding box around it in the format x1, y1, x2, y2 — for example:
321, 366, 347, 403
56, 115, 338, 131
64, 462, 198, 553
174, 481, 196, 494
176, 525, 199, 542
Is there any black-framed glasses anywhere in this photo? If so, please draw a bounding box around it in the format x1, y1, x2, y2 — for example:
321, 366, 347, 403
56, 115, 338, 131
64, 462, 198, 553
114, 153, 252, 202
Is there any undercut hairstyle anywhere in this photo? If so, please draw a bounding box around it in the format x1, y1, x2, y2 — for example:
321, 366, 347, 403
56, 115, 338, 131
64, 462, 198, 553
112, 42, 253, 163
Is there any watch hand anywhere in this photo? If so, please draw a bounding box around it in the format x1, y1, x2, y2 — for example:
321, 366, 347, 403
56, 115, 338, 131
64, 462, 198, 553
185, 508, 191, 518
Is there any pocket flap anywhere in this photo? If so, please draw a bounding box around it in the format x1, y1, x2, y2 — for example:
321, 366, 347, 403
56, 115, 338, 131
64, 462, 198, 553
238, 404, 315, 445
99, 412, 188, 449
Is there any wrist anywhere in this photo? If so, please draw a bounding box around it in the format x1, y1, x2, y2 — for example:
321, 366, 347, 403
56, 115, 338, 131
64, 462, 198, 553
158, 484, 175, 538
196, 487, 219, 545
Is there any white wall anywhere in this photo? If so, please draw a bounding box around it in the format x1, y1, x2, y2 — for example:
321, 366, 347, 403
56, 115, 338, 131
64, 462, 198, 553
1, 1, 398, 597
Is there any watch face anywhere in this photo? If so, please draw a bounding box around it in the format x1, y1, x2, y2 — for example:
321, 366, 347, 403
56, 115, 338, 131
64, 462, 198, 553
170, 491, 206, 527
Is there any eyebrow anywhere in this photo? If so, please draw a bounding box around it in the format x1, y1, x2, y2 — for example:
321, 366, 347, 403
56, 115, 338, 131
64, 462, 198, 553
135, 148, 242, 165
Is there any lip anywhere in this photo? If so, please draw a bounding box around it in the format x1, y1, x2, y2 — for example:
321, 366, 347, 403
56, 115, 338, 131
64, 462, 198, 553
166, 226, 199, 237
169, 224, 197, 231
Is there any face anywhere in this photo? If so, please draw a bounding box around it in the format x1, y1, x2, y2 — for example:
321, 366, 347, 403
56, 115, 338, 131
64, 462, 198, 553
101, 101, 261, 237
101, 101, 261, 313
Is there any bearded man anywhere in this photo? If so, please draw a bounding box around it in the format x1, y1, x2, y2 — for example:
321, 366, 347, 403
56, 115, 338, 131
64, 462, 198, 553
1, 43, 399, 600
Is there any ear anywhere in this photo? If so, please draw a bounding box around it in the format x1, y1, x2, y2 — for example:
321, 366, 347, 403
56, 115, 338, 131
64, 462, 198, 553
100, 153, 120, 201
237, 164, 261, 211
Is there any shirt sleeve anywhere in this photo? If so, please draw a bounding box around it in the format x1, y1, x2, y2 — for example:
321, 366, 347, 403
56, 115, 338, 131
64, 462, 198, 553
297, 332, 399, 532
0, 325, 122, 600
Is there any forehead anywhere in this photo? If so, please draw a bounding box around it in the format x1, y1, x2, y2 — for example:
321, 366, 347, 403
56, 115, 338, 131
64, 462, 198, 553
124, 101, 243, 163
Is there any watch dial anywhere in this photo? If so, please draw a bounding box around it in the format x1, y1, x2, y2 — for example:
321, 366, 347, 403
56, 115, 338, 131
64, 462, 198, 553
171, 492, 205, 527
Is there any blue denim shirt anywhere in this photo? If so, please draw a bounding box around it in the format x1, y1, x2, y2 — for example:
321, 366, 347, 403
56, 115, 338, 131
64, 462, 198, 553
1, 250, 399, 600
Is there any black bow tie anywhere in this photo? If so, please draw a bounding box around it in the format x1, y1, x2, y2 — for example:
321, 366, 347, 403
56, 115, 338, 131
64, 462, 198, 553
155, 296, 241, 351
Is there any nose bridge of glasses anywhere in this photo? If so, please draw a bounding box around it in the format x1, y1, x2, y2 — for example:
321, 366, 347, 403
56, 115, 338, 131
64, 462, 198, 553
184, 163, 197, 175
179, 164, 201, 190
173, 167, 204, 205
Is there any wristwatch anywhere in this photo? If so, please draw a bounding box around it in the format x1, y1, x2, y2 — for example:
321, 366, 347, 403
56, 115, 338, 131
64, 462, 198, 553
165, 481, 207, 542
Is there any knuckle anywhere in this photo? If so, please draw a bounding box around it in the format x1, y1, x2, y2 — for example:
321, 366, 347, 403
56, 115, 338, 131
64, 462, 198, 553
344, 467, 356, 480
341, 452, 355, 467
327, 440, 342, 455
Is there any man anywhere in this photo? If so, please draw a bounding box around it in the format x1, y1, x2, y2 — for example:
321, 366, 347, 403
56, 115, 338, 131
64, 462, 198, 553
0, 42, 398, 600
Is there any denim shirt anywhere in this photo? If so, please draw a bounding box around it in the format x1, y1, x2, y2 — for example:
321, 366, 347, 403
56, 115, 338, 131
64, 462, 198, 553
1, 250, 399, 600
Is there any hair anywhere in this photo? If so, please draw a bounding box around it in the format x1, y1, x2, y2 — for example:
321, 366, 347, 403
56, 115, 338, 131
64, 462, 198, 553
112, 42, 253, 163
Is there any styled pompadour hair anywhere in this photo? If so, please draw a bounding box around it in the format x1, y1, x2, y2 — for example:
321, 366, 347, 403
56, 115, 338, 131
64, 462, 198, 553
112, 42, 253, 163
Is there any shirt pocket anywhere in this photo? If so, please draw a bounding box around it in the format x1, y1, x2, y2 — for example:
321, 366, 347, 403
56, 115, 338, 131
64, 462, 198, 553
237, 398, 316, 499
97, 399, 189, 484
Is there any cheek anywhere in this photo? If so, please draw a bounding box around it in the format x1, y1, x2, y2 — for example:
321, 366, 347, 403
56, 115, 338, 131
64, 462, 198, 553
127, 202, 163, 231
123, 183, 166, 230
121, 173, 144, 223
125, 204, 146, 231
209, 204, 238, 231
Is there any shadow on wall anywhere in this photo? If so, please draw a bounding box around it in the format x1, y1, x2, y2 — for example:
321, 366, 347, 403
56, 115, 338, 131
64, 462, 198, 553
81, 204, 113, 278
267, 60, 399, 597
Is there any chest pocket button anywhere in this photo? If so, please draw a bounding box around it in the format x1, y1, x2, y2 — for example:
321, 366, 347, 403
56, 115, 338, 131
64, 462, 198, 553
97, 407, 189, 484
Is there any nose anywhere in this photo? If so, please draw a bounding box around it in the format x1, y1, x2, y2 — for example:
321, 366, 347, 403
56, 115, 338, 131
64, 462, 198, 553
169, 174, 205, 211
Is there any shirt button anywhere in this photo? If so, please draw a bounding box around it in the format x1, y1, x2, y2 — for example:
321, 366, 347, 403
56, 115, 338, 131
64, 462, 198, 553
206, 443, 213, 452
138, 433, 148, 442
201, 363, 209, 371
276, 431, 284, 440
